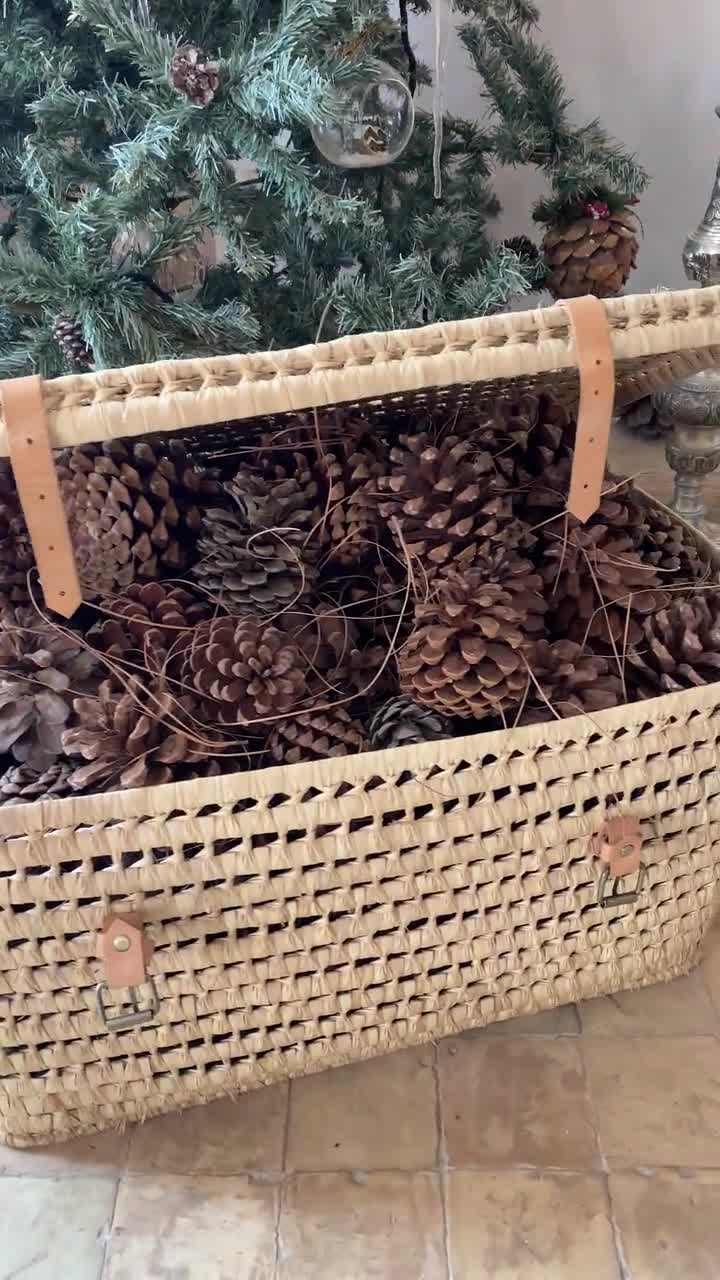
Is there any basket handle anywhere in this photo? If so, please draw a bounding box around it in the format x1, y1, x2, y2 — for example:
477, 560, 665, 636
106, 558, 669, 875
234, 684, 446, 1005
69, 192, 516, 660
0, 375, 81, 618
562, 296, 616, 523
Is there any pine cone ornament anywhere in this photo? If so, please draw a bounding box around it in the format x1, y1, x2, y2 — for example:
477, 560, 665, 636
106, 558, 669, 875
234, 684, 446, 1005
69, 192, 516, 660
169, 46, 219, 106
267, 707, 366, 765
193, 460, 321, 614
90, 583, 210, 666
399, 552, 546, 718
519, 639, 623, 724
368, 695, 452, 749
63, 678, 223, 791
626, 593, 720, 697
0, 761, 73, 806
184, 617, 306, 725
542, 521, 670, 647
0, 464, 34, 611
542, 201, 640, 300
52, 314, 94, 371
57, 438, 222, 600
0, 609, 98, 770
378, 432, 522, 575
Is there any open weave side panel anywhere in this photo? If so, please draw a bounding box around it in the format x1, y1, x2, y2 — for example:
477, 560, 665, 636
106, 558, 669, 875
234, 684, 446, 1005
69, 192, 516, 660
1, 672, 720, 1147
1, 286, 719, 455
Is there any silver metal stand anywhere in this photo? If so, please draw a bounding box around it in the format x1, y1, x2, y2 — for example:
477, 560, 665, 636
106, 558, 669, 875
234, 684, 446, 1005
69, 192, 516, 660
653, 108, 720, 537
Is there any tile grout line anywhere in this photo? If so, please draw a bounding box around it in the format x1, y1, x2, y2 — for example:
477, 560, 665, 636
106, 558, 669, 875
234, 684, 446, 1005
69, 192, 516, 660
431, 1041, 454, 1280
576, 1031, 629, 1280
604, 1173, 632, 1280
98, 1174, 122, 1280
272, 1082, 292, 1280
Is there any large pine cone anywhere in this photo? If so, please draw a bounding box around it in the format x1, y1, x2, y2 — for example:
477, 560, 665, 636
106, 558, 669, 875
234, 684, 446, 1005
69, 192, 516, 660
368, 695, 452, 749
267, 706, 366, 765
399, 552, 546, 718
63, 678, 224, 791
0, 761, 74, 806
0, 608, 98, 770
378, 432, 524, 575
628, 499, 705, 584
0, 464, 34, 612
316, 434, 388, 566
56, 438, 222, 600
626, 593, 720, 697
543, 204, 640, 300
542, 522, 669, 647
90, 583, 210, 666
519, 639, 623, 724
193, 459, 321, 614
183, 617, 306, 725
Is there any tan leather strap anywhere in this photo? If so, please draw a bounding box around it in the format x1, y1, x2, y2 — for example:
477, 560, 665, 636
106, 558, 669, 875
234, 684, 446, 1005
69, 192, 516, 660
562, 296, 615, 522
0, 376, 81, 617
98, 913, 153, 989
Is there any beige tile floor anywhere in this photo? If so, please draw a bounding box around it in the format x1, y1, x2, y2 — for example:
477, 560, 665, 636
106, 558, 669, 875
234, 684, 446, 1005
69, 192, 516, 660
4, 429, 720, 1280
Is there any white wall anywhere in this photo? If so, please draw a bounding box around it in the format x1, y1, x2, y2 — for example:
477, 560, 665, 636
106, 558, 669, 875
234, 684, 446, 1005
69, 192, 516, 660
412, 0, 720, 291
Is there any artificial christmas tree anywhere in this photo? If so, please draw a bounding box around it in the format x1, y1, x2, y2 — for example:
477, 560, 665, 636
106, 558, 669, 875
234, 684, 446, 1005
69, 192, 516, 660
0, 1, 647, 375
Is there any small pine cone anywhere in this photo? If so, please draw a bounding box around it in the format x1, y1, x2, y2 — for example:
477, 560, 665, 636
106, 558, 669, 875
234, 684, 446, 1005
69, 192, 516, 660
0, 761, 74, 806
169, 45, 220, 106
57, 438, 222, 600
379, 432, 521, 575
183, 617, 306, 725
0, 607, 98, 770
502, 235, 541, 267
630, 501, 705, 583
316, 435, 389, 565
542, 204, 640, 300
399, 551, 546, 718
63, 678, 224, 791
277, 607, 393, 704
267, 707, 366, 765
626, 593, 720, 697
52, 314, 94, 371
90, 583, 211, 667
0, 463, 34, 609
518, 639, 623, 724
368, 695, 452, 749
541, 521, 670, 647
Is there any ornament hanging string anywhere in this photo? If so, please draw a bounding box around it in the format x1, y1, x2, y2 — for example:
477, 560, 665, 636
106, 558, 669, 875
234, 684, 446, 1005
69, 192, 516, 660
432, 0, 447, 200
398, 0, 417, 96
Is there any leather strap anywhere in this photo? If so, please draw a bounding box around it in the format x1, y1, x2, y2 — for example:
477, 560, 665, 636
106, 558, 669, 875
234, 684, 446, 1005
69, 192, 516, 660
0, 376, 81, 617
98, 913, 153, 989
562, 296, 616, 522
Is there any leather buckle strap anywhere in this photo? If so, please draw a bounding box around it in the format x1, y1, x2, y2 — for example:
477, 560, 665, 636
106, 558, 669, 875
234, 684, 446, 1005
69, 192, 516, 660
562, 296, 616, 523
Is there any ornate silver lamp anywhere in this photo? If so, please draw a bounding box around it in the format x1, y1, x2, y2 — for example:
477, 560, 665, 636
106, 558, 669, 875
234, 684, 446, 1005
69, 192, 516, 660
654, 109, 720, 533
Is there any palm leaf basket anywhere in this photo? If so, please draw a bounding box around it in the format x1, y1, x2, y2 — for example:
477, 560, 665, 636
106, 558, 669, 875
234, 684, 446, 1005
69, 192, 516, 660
3, 286, 720, 1147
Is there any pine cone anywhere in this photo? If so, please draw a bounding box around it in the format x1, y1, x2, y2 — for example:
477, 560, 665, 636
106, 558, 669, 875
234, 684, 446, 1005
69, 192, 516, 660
193, 459, 321, 614
0, 463, 34, 611
57, 438, 222, 600
0, 608, 98, 770
63, 678, 224, 791
183, 617, 306, 725
368, 695, 452, 749
267, 707, 366, 765
626, 593, 720, 697
52, 314, 94, 371
0, 761, 73, 806
316, 434, 389, 565
502, 235, 541, 267
518, 639, 623, 724
541, 521, 670, 647
169, 46, 219, 106
399, 551, 546, 718
277, 606, 394, 704
89, 582, 210, 667
542, 203, 640, 300
378, 432, 522, 575
629, 500, 705, 583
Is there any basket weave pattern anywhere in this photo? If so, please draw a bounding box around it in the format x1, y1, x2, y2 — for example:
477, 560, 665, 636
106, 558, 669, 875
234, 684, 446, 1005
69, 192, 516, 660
2, 286, 720, 1146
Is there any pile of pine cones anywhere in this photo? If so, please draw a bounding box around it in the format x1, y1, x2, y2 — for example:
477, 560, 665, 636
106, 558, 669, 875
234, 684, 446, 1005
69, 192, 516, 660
0, 390, 714, 806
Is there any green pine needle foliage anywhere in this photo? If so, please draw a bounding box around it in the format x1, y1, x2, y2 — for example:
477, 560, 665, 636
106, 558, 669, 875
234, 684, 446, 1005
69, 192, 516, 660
0, 0, 648, 374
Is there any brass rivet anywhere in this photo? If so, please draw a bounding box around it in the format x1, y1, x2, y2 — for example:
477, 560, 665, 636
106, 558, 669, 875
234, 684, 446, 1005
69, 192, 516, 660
112, 935, 131, 952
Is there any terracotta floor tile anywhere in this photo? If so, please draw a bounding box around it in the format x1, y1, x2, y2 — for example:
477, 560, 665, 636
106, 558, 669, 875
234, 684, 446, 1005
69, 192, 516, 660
609, 1170, 720, 1280
278, 1171, 447, 1279
286, 1047, 437, 1172
580, 972, 716, 1037
584, 1036, 720, 1167
127, 1084, 288, 1174
447, 1170, 619, 1280
0, 1127, 130, 1176
104, 1174, 277, 1280
439, 1036, 597, 1169
475, 1004, 580, 1037
0, 1175, 116, 1280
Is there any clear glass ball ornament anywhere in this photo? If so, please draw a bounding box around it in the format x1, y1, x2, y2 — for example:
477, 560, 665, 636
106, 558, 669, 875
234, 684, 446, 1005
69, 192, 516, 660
312, 63, 414, 169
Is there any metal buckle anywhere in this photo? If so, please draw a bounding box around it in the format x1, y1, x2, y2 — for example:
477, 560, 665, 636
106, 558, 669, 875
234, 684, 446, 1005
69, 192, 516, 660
96, 978, 160, 1031
598, 861, 647, 908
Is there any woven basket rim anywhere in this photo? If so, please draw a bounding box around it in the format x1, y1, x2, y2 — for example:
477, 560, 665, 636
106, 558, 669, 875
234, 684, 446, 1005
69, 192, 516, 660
1, 286, 720, 457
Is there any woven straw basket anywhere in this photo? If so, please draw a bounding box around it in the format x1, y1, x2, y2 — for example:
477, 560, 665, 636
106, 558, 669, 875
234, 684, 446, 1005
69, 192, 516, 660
3, 286, 720, 1148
